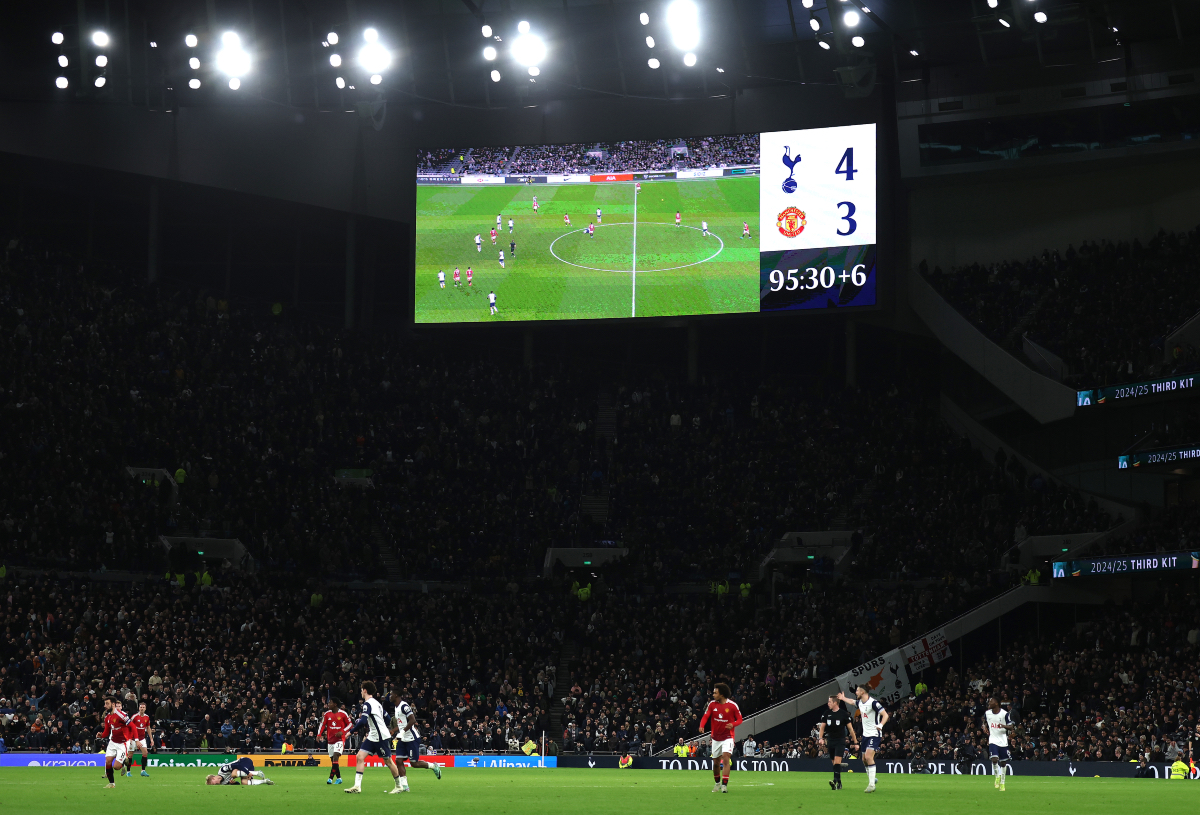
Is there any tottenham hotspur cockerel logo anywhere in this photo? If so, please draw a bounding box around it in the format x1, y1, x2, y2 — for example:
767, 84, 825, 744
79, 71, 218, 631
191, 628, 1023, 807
781, 146, 800, 193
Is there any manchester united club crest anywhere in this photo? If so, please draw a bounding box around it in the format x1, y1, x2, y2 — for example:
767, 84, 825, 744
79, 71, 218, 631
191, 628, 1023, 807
776, 207, 806, 238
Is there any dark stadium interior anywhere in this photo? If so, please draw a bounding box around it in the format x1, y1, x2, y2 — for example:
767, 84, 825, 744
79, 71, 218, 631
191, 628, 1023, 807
1, 0, 1199, 795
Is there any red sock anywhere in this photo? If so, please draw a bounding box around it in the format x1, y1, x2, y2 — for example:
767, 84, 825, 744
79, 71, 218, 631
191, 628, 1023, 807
106, 766, 115, 784
722, 773, 730, 784
713, 765, 720, 782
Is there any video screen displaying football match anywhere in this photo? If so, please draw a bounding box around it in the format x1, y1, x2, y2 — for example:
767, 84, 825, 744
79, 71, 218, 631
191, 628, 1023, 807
414, 124, 877, 323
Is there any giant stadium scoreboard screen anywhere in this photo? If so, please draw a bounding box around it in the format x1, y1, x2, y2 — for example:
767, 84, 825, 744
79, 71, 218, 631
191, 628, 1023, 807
414, 124, 877, 323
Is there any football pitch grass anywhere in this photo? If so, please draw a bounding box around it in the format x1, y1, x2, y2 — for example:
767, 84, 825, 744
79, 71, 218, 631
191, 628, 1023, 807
414, 177, 759, 322
1, 767, 1188, 815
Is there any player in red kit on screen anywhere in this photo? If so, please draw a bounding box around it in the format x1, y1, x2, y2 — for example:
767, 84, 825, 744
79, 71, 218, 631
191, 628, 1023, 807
699, 683, 743, 793
98, 697, 132, 788
318, 699, 353, 784
127, 702, 153, 777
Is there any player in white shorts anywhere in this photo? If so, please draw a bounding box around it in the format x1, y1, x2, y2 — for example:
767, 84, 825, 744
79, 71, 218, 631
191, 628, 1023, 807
508, 217, 514, 234
488, 291, 498, 315
701, 220, 709, 237
498, 250, 505, 269
437, 270, 446, 289
985, 698, 1015, 790
596, 207, 602, 224
474, 234, 482, 252
839, 686, 888, 793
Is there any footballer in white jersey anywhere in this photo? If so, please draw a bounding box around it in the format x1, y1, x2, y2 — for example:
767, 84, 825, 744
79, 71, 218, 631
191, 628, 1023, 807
345, 681, 404, 794
838, 686, 888, 793
985, 698, 1015, 789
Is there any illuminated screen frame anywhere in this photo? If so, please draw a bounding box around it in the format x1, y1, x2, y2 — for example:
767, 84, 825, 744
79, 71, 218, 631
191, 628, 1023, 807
414, 124, 877, 324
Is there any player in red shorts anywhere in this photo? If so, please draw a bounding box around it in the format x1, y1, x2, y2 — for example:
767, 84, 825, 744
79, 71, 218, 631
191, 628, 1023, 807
318, 699, 353, 785
453, 267, 461, 287
127, 702, 153, 777
466, 266, 474, 285
564, 213, 571, 227
490, 228, 497, 245
98, 697, 132, 788
699, 683, 743, 793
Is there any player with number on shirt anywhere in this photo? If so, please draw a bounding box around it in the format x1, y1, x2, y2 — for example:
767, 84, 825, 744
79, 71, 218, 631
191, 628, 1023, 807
742, 222, 751, 239
699, 682, 742, 793
389, 692, 442, 790
205, 757, 274, 786
985, 697, 1016, 791
838, 686, 889, 793
97, 696, 131, 788
318, 699, 353, 785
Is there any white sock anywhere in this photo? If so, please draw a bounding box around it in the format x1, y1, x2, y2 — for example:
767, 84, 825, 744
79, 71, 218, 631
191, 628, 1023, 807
1000, 764, 1007, 781
994, 763, 1001, 778
867, 765, 876, 785
252, 771, 265, 779
400, 777, 410, 789
247, 779, 267, 786
355, 772, 363, 788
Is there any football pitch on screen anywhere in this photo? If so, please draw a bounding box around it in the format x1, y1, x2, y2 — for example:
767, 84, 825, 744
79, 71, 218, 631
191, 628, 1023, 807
1, 767, 1190, 815
415, 177, 759, 322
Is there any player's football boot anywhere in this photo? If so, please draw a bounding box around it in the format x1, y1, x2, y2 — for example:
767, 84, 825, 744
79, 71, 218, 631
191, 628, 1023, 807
721, 784, 728, 793
335, 778, 343, 784
994, 777, 999, 789
141, 770, 149, 777
836, 780, 843, 790
433, 765, 442, 780
105, 783, 115, 789
712, 783, 721, 792
864, 783, 876, 793
387, 786, 408, 794
327, 778, 333, 784
999, 783, 1005, 792
830, 780, 837, 790
345, 787, 361, 793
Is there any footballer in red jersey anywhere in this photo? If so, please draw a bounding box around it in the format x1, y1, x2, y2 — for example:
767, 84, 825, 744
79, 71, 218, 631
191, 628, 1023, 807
97, 697, 131, 787
127, 702, 153, 777
318, 699, 353, 784
699, 683, 743, 793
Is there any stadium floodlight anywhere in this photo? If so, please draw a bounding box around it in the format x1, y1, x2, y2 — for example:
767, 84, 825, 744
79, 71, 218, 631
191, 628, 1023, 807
648, 57, 660, 69
55, 76, 68, 88
801, 0, 814, 7
490, 69, 501, 82
640, 12, 650, 25
511, 32, 546, 66
189, 78, 201, 89
150, 41, 157, 47
683, 51, 697, 66
528, 66, 540, 76
483, 46, 497, 60
229, 77, 241, 89
96, 55, 108, 67
185, 33, 198, 47
518, 20, 531, 34
851, 35, 865, 47
328, 32, 339, 45
843, 10, 860, 26
217, 32, 251, 77
189, 57, 200, 69
861, 6, 871, 12
646, 36, 655, 48
809, 15, 820, 31
666, 0, 700, 51
58, 55, 68, 67
910, 49, 919, 56
359, 41, 391, 74
716, 67, 725, 72
335, 76, 345, 88
94, 76, 106, 87
370, 74, 382, 84
330, 53, 342, 67
818, 40, 831, 49
52, 32, 64, 45
1034, 11, 1047, 22
92, 31, 109, 47
987, 0, 998, 5
363, 28, 378, 43
482, 24, 492, 37
998, 17, 1010, 27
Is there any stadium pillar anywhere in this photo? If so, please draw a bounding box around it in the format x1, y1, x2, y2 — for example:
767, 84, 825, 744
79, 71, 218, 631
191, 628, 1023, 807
845, 320, 857, 387
147, 181, 159, 284
345, 214, 357, 329
688, 324, 699, 384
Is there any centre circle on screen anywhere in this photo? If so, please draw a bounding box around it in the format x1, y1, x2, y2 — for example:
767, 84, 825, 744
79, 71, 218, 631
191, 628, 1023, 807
549, 222, 724, 273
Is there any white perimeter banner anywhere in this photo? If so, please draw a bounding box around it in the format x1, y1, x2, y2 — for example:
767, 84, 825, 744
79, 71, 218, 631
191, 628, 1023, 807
835, 648, 911, 707
899, 629, 952, 674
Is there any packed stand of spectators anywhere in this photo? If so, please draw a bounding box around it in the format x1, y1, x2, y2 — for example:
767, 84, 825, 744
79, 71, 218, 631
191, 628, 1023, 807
463, 146, 513, 176
924, 229, 1200, 387
0, 571, 562, 754
418, 148, 460, 172
681, 134, 759, 168
852, 600, 1200, 764
603, 381, 1117, 586
596, 140, 674, 172
1077, 502, 1200, 558
553, 575, 1010, 755
0, 241, 601, 580
507, 144, 594, 175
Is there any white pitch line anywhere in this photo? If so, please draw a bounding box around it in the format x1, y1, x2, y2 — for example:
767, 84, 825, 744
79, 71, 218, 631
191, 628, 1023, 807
631, 182, 638, 317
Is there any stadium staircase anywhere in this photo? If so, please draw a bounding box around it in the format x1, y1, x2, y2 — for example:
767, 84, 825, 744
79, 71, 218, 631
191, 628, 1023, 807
548, 639, 580, 749
372, 528, 404, 581
579, 391, 617, 526
506, 146, 522, 174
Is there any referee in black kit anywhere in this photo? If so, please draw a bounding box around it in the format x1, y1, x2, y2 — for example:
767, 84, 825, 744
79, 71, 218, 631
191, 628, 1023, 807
817, 694, 859, 790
